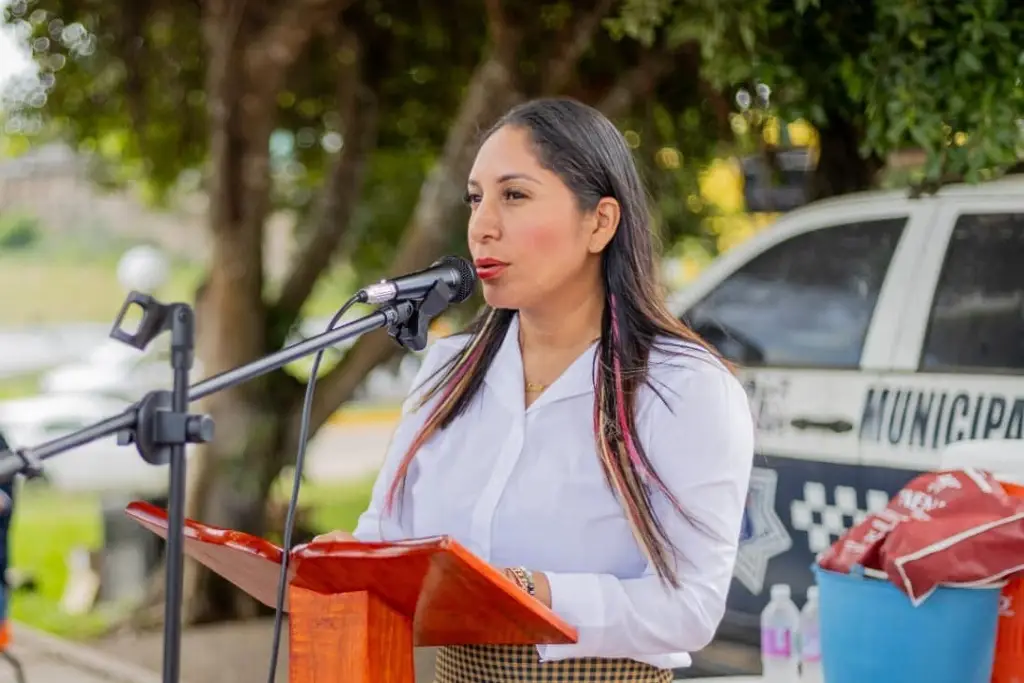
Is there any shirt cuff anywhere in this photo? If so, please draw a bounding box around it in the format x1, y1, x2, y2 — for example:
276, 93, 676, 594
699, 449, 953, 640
535, 571, 607, 661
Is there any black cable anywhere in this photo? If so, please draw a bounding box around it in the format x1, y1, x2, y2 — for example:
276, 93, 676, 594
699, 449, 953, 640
265, 293, 362, 683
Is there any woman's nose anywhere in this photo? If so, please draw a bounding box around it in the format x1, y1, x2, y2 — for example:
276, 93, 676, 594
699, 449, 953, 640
468, 196, 501, 243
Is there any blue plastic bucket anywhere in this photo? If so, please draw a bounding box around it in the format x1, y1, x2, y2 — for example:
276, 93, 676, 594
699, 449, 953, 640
814, 565, 1001, 683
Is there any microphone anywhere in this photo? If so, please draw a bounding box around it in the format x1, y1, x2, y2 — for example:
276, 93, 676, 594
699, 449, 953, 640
358, 255, 477, 305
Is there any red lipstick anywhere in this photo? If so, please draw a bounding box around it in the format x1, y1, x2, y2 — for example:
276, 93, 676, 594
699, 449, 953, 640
474, 257, 508, 281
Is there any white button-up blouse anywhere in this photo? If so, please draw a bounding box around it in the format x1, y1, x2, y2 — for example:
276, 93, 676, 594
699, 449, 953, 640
353, 314, 755, 670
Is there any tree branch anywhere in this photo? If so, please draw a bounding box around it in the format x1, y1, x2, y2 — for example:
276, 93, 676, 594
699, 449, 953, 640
120, 0, 152, 143
597, 46, 680, 120
484, 0, 523, 65
540, 0, 616, 94
273, 30, 378, 326
244, 0, 351, 99
699, 78, 734, 139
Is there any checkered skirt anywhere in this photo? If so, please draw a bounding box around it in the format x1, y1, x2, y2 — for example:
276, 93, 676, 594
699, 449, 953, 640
434, 644, 674, 682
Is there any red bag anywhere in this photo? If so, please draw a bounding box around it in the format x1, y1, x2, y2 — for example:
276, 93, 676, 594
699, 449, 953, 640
818, 468, 1024, 605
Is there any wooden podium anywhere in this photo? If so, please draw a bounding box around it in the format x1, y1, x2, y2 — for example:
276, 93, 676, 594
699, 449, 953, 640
125, 501, 577, 683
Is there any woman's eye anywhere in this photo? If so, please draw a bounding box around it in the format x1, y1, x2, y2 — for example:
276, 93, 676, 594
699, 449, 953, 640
463, 192, 482, 206
503, 188, 526, 201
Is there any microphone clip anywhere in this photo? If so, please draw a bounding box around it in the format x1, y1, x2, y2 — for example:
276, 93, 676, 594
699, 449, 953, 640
386, 280, 453, 352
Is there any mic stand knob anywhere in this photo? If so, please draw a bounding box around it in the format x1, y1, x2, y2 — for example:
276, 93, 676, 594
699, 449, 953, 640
117, 391, 215, 466
388, 280, 454, 352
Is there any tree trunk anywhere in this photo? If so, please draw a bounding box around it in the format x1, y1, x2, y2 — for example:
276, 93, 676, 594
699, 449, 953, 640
175, 3, 278, 624
810, 113, 883, 200
273, 28, 379, 335
148, 0, 357, 625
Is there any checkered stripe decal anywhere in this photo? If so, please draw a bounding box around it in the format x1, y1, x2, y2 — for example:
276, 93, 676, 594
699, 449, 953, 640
790, 482, 891, 554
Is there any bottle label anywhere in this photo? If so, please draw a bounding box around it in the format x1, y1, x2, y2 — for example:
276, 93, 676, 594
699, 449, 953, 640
761, 628, 792, 658
802, 631, 821, 662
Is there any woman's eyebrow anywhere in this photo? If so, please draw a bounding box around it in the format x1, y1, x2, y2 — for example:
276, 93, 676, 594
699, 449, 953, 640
467, 172, 541, 188
497, 172, 540, 184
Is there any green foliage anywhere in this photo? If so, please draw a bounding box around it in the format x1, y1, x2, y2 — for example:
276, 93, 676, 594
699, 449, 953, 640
857, 0, 1024, 182
4, 0, 1020, 268
2, 0, 740, 285
0, 212, 42, 250
2, 0, 486, 209
0, 371, 43, 401
269, 475, 375, 538
613, 0, 1024, 184
2, 1, 208, 203
264, 0, 489, 221
345, 148, 437, 280
9, 483, 110, 639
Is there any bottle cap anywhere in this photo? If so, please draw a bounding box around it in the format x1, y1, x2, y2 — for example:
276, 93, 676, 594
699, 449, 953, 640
770, 584, 791, 600
806, 585, 819, 601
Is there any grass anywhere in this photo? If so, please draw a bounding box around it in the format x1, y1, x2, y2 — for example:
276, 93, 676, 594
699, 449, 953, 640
0, 371, 42, 401
0, 250, 206, 327
7, 476, 375, 640
270, 474, 376, 541
0, 245, 362, 327
9, 483, 109, 638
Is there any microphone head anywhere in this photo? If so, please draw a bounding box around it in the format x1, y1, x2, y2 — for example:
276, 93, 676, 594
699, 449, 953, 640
435, 255, 477, 304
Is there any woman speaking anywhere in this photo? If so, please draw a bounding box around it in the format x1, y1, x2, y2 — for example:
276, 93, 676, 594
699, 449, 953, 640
316, 98, 755, 682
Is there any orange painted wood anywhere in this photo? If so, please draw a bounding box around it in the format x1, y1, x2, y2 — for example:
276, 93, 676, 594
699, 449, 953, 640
125, 501, 578, 650
289, 586, 414, 683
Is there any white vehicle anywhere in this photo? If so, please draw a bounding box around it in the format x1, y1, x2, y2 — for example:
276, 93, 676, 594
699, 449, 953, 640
0, 392, 175, 495
37, 335, 197, 402
668, 174, 1024, 638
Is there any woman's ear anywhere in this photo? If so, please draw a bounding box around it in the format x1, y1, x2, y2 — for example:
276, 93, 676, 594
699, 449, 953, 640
588, 197, 620, 254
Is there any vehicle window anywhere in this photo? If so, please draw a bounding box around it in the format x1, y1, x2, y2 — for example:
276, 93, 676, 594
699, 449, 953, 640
920, 212, 1024, 373
686, 217, 906, 368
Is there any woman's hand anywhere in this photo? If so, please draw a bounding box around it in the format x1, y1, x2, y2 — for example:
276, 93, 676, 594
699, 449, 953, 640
532, 571, 551, 608
503, 568, 552, 608
311, 530, 355, 543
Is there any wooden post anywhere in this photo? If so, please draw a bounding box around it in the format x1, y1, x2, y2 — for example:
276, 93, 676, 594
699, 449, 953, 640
289, 587, 414, 683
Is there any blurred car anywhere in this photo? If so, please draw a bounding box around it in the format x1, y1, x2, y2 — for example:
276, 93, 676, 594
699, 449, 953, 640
352, 351, 424, 403
0, 322, 108, 381
294, 317, 428, 403
0, 392, 181, 495
38, 337, 188, 401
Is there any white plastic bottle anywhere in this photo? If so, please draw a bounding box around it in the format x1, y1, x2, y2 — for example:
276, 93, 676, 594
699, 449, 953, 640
799, 586, 823, 683
761, 583, 801, 683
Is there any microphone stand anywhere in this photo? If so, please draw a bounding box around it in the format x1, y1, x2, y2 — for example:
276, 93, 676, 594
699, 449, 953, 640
0, 279, 456, 683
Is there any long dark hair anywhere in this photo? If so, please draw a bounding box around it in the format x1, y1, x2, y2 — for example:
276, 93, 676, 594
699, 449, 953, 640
385, 98, 728, 587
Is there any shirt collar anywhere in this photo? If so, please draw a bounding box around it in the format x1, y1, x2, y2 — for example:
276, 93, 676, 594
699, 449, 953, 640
484, 313, 599, 414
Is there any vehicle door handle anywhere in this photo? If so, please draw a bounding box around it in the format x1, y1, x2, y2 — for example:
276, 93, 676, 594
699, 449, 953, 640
790, 417, 855, 433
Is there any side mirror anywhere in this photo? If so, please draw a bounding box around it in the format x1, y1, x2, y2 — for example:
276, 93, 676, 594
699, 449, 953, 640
690, 318, 766, 365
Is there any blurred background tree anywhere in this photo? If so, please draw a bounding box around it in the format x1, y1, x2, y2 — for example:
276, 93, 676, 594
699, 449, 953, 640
2, 0, 1021, 623
614, 0, 1023, 192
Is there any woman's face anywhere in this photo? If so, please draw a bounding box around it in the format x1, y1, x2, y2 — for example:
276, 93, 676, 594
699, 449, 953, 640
465, 125, 618, 312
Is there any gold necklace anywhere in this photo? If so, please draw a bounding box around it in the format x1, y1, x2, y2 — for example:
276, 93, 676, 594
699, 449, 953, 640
523, 335, 601, 394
